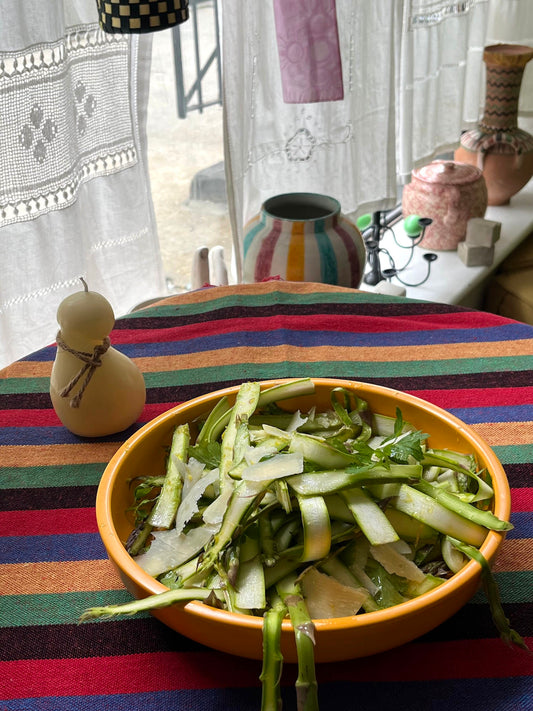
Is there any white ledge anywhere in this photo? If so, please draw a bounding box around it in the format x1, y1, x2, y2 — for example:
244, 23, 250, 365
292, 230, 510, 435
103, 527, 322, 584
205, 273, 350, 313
363, 178, 533, 307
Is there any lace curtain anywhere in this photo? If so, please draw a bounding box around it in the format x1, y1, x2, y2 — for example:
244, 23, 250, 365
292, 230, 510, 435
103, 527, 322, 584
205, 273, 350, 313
222, 0, 503, 282
0, 0, 166, 368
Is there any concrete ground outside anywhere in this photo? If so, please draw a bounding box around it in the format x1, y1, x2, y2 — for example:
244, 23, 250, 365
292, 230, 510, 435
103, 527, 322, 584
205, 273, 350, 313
146, 9, 232, 293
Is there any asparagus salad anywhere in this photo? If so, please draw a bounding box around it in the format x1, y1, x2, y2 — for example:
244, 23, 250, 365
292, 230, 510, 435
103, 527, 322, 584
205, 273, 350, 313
82, 378, 525, 711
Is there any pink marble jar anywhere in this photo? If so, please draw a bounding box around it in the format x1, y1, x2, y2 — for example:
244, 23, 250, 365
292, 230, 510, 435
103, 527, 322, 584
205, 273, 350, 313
402, 160, 488, 251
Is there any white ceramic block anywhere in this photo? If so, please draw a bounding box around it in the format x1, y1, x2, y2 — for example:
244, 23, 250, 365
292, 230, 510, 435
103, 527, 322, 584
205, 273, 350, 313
465, 218, 501, 247
373, 280, 407, 297
457, 241, 495, 267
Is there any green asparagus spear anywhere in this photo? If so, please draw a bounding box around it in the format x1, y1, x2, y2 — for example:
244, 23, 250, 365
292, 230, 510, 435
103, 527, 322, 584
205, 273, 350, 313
414, 479, 513, 532
79, 586, 212, 621
287, 463, 422, 496
260, 593, 287, 711
219, 381, 261, 490
277, 573, 319, 711
447, 536, 529, 650
147, 424, 190, 529
196, 395, 232, 446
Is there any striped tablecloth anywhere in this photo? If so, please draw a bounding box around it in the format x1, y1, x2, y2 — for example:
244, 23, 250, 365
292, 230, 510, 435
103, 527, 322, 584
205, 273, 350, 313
1, 280, 532, 710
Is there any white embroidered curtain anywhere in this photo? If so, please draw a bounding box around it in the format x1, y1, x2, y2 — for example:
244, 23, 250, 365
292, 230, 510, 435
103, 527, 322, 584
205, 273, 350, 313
222, 0, 521, 282
0, 0, 166, 368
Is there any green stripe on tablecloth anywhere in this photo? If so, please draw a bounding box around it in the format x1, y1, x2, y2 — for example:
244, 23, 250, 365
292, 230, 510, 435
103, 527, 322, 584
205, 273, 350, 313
0, 590, 140, 627
0, 463, 105, 489
143, 356, 533, 388
1, 356, 529, 396
124, 290, 402, 319
3, 573, 529, 627
470, 571, 533, 605
492, 445, 533, 465
0, 376, 50, 394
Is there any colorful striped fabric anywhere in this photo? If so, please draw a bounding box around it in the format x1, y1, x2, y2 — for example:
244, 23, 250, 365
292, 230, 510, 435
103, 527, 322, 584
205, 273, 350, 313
1, 281, 532, 711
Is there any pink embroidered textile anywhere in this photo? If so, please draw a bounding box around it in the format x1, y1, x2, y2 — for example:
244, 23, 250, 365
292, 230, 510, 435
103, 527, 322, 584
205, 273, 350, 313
273, 0, 343, 104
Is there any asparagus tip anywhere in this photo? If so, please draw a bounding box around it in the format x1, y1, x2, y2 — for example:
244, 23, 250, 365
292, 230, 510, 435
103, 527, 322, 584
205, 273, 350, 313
79, 607, 119, 623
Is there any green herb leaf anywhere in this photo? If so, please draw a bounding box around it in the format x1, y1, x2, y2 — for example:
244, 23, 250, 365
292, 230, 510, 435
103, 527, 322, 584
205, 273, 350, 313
189, 440, 222, 469
379, 411, 428, 464
388, 429, 427, 463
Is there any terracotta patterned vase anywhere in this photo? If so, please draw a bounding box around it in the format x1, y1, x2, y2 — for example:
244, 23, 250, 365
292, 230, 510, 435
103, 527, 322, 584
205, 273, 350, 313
243, 193, 366, 287
401, 160, 488, 251
455, 43, 533, 206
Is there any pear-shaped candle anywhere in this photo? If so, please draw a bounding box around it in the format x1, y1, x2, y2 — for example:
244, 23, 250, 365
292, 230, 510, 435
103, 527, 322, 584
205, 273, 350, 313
50, 279, 146, 437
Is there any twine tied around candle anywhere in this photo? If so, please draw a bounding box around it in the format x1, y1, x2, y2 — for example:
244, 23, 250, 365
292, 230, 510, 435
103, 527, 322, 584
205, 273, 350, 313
56, 331, 111, 408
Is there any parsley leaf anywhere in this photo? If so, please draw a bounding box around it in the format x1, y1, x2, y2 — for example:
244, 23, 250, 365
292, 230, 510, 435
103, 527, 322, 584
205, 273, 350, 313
188, 441, 221, 469
378, 409, 428, 463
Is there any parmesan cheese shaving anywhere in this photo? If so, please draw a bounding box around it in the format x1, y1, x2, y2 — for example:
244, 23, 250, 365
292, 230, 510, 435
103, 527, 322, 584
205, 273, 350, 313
370, 542, 426, 583
174, 468, 219, 535
241, 452, 304, 481
134, 524, 217, 577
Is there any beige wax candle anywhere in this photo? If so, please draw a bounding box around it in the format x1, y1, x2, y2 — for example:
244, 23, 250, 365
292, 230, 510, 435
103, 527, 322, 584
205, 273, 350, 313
49, 279, 146, 437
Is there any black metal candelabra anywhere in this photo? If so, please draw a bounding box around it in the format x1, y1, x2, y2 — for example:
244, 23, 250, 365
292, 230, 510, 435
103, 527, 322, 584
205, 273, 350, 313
357, 210, 437, 288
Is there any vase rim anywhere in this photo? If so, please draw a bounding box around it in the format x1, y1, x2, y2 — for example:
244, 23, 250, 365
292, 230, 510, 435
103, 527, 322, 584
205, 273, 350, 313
483, 43, 533, 66
262, 192, 341, 222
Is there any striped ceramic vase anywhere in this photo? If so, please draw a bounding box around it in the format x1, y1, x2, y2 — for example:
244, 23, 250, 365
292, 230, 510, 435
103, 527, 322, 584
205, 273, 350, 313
243, 193, 366, 287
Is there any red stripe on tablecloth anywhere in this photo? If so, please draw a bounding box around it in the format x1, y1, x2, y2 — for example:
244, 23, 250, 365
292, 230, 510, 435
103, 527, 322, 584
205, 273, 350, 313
511, 488, 533, 512
0, 409, 62, 427
110, 311, 505, 344
1, 652, 260, 699
3, 390, 529, 428
2, 391, 530, 427
320, 637, 533, 683
2, 393, 530, 429
2, 638, 532, 699
0, 404, 176, 427
138, 402, 181, 421
2, 492, 527, 537
2, 508, 97, 536
408, 387, 533, 409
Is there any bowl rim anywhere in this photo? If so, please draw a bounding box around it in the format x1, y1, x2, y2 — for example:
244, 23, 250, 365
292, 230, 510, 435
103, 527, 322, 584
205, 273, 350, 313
96, 377, 511, 633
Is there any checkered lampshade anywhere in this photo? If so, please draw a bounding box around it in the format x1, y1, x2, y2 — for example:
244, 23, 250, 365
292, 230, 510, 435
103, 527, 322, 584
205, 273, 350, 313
96, 0, 189, 33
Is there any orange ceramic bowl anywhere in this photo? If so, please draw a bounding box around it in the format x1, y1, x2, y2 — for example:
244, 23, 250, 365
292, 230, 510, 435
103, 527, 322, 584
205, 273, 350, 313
96, 378, 511, 663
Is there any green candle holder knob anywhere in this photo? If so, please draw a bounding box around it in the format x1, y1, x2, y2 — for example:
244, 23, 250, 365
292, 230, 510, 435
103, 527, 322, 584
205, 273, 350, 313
356, 214, 373, 231
403, 215, 423, 237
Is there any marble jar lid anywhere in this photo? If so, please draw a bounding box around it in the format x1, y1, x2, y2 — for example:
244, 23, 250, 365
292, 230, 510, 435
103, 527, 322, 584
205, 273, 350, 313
413, 160, 483, 186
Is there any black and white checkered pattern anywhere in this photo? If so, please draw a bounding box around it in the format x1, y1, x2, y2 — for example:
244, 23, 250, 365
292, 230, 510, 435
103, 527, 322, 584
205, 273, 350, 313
96, 0, 189, 34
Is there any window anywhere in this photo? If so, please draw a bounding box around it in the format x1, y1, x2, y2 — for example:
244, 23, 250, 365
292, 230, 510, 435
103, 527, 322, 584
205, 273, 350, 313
147, 3, 231, 292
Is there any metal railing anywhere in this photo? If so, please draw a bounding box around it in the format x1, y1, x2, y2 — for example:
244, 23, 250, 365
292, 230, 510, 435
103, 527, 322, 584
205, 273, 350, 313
171, 0, 222, 118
